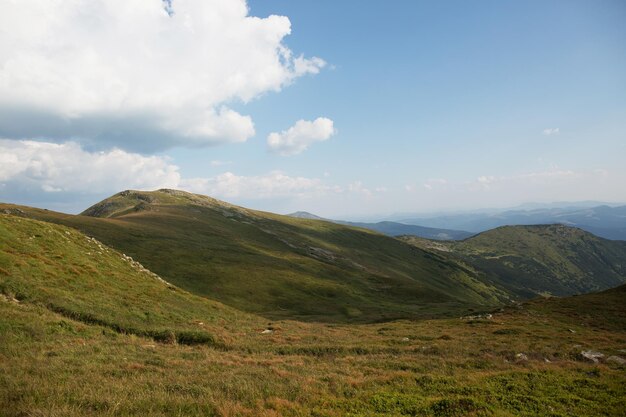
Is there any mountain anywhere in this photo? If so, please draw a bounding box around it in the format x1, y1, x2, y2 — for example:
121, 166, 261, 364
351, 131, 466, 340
337, 220, 473, 240
401, 224, 626, 298
1, 190, 509, 322
287, 211, 326, 220
2, 213, 625, 416
399, 205, 626, 240
287, 212, 473, 240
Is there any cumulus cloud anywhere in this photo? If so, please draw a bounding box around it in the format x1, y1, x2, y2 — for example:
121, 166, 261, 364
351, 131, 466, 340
0, 139, 367, 201
181, 171, 338, 199
0, 139, 180, 193
267, 117, 335, 156
0, 0, 325, 151
542, 128, 560, 136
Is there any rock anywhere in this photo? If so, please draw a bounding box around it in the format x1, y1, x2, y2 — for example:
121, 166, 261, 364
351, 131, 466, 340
606, 356, 626, 366
568, 329, 576, 333
544, 358, 552, 363
261, 329, 273, 334
401, 337, 410, 342
515, 353, 528, 361
580, 350, 604, 363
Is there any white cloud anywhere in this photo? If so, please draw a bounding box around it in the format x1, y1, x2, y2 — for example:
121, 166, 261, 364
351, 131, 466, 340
0, 139, 180, 193
346, 181, 372, 197
267, 117, 335, 156
209, 160, 232, 167
423, 178, 448, 190
0, 139, 366, 201
181, 171, 340, 199
0, 0, 325, 151
542, 128, 560, 136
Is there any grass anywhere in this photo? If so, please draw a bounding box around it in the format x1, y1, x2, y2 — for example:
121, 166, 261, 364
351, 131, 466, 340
401, 224, 626, 299
1, 213, 625, 416
0, 190, 510, 322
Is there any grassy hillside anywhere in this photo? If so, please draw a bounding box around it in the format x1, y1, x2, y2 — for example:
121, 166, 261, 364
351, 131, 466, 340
0, 190, 508, 322
1, 215, 624, 416
401, 224, 626, 298
0, 214, 261, 347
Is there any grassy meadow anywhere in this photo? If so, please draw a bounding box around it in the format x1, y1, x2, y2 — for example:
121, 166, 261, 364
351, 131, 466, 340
1, 213, 625, 416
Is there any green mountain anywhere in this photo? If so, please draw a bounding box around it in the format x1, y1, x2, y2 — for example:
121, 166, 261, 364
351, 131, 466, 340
1, 213, 624, 416
0, 190, 507, 322
401, 224, 626, 298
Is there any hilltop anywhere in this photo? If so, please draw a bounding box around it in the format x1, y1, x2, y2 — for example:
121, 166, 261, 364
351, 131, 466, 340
401, 224, 626, 298
398, 205, 626, 240
2, 190, 508, 322
5, 190, 626, 323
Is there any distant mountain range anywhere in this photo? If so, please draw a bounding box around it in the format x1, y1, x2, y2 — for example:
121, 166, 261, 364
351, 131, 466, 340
288, 211, 473, 240
396, 205, 626, 241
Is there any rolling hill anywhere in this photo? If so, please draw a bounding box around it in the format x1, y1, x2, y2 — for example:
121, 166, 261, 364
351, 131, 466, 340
1, 212, 624, 416
399, 205, 626, 240
401, 224, 626, 298
0, 190, 509, 322
0, 213, 260, 347
4, 190, 626, 323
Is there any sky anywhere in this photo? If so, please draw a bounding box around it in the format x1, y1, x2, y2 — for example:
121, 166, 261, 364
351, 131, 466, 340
0, 0, 625, 218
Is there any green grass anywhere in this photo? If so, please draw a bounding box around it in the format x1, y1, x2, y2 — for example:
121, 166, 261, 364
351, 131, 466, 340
1, 213, 625, 416
0, 214, 261, 348
0, 190, 509, 322
401, 224, 626, 299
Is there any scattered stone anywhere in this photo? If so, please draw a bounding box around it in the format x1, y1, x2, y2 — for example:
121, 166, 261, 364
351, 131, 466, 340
460, 313, 493, 320
401, 337, 410, 342
261, 329, 273, 334
515, 353, 528, 361
606, 356, 626, 366
580, 350, 604, 363
197, 322, 204, 326
0, 294, 20, 304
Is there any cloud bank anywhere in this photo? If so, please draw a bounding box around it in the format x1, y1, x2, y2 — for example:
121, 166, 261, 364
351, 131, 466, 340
0, 139, 347, 200
0, 0, 325, 151
267, 117, 335, 156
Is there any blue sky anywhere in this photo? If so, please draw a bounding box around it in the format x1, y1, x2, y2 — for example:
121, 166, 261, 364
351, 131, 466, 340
0, 0, 625, 217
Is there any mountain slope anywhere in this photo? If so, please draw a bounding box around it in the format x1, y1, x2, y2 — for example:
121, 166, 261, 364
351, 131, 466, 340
401, 224, 626, 298
399, 205, 626, 240
338, 220, 474, 240
1, 190, 508, 322
1, 229, 625, 416
0, 213, 261, 347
